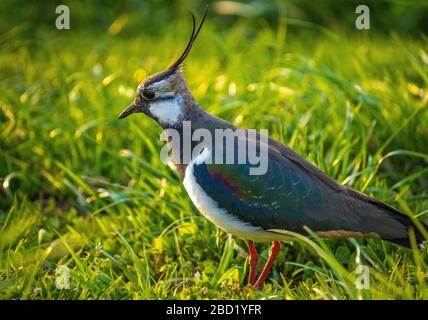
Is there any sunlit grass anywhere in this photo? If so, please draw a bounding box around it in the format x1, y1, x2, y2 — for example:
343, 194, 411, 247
0, 10, 427, 299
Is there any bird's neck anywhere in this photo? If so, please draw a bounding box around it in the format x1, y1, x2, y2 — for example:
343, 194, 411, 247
160, 101, 237, 178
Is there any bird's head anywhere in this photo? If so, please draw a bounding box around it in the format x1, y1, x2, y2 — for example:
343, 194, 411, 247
118, 8, 207, 128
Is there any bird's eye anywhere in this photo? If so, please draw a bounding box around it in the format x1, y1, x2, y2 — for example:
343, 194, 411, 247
142, 90, 155, 100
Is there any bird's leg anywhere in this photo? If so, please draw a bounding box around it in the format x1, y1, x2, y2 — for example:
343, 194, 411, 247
245, 241, 258, 285
254, 241, 281, 290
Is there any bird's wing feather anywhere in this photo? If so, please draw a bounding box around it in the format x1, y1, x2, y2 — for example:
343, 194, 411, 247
268, 136, 418, 232
191, 134, 409, 240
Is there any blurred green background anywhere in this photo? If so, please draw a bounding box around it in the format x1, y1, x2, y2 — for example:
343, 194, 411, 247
1, 0, 427, 35
0, 0, 427, 299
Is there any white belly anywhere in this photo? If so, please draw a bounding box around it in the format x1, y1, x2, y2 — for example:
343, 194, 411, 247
182, 148, 287, 242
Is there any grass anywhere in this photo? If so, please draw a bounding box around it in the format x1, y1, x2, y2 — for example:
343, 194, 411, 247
1, 6, 428, 299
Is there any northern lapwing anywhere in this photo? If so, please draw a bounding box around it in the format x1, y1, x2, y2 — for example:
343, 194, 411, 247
118, 8, 427, 290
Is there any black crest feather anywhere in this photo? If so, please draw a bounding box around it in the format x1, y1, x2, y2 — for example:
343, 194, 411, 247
169, 6, 208, 70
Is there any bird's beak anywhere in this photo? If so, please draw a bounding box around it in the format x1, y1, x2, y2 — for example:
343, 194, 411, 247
118, 102, 139, 119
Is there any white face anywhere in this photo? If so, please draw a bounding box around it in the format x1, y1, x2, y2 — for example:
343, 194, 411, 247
138, 72, 185, 126
148, 95, 185, 126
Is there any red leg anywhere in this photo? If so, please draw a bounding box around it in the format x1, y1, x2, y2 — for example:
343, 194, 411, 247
245, 241, 258, 285
254, 241, 281, 290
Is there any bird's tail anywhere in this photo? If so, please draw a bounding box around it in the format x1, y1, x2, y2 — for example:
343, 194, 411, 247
348, 188, 428, 248
383, 210, 427, 248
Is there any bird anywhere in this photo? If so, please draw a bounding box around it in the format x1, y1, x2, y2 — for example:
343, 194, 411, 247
118, 8, 427, 290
